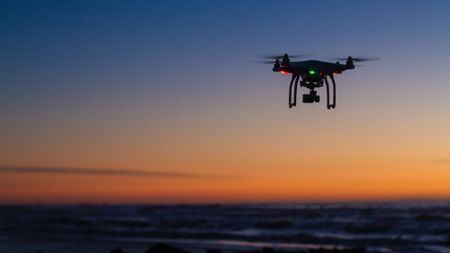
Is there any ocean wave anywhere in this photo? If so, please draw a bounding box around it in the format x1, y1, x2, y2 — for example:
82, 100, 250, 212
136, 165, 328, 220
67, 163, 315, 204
2, 202, 450, 252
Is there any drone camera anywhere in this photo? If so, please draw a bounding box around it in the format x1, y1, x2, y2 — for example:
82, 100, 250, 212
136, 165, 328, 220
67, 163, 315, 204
303, 91, 320, 103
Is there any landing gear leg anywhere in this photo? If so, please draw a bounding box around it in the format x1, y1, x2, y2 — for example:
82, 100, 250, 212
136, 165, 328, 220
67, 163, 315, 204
324, 76, 331, 109
293, 75, 300, 106
329, 74, 336, 109
288, 74, 295, 108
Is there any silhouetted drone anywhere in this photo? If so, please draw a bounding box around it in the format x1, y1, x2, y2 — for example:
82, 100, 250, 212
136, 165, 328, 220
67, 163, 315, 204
257, 54, 377, 109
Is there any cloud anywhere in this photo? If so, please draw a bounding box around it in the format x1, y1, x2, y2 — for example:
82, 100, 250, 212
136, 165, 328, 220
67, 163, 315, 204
0, 166, 213, 178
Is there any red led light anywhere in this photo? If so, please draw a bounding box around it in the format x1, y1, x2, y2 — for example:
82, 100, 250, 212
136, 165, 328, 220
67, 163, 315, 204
280, 71, 288, 75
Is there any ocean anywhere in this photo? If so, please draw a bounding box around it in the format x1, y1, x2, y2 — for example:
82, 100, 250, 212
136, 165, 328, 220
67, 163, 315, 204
0, 201, 449, 253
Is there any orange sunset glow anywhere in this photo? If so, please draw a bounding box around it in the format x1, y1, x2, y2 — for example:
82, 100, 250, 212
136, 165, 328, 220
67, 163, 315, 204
1, 96, 450, 203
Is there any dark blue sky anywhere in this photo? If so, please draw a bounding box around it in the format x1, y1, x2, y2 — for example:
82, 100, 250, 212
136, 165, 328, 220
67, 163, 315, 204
1, 0, 450, 129
2, 0, 449, 105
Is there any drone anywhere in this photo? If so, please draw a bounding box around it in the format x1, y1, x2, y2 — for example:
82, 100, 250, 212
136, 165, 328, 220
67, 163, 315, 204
257, 54, 377, 109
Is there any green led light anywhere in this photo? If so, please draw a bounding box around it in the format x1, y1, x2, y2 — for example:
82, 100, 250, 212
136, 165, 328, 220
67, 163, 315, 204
309, 69, 316, 75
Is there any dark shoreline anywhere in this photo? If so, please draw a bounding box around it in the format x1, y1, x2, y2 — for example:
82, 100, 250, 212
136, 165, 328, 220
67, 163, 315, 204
30, 242, 365, 253
1, 235, 365, 253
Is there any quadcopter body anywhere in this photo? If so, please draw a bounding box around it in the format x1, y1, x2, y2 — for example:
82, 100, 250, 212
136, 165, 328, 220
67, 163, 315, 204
259, 54, 376, 109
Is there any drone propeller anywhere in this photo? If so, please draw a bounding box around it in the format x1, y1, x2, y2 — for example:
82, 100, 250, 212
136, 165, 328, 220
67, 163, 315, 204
332, 56, 379, 62
253, 60, 278, 64
258, 53, 309, 60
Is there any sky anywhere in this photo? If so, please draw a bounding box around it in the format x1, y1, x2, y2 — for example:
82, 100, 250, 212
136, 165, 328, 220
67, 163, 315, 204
0, 0, 450, 204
